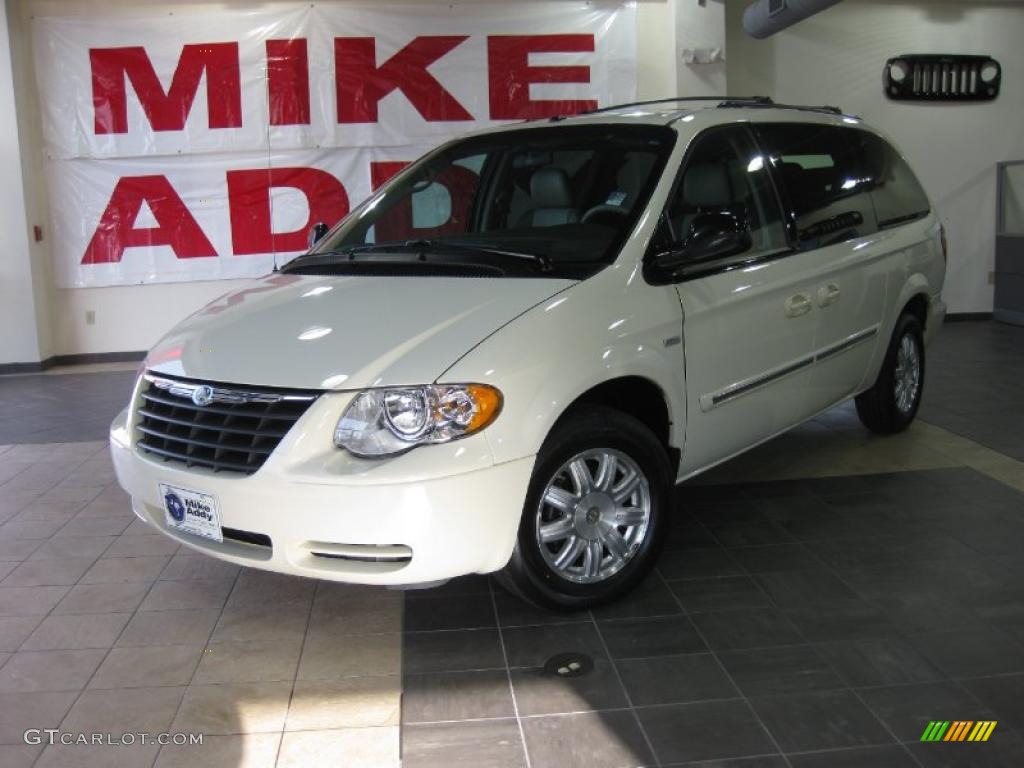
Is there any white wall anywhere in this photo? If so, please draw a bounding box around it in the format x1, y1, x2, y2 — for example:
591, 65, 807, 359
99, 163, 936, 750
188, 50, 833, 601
674, 0, 726, 96
1, 0, 676, 362
726, 0, 1024, 315
638, 0, 677, 100
0, 0, 46, 364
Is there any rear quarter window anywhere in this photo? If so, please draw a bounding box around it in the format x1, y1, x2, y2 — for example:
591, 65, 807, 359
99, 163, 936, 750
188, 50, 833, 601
755, 123, 931, 250
861, 132, 931, 228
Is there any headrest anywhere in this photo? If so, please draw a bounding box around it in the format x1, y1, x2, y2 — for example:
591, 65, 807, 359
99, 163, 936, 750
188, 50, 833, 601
780, 162, 826, 213
530, 167, 573, 208
683, 163, 733, 208
616, 153, 656, 198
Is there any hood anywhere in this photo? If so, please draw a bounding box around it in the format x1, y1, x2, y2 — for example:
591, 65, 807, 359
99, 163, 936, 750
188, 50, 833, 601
145, 273, 575, 391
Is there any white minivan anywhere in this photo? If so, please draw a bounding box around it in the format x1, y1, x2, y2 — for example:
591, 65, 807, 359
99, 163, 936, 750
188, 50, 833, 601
111, 97, 946, 608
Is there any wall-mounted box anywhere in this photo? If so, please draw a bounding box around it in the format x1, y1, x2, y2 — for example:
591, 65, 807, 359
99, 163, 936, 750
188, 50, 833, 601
996, 160, 1024, 326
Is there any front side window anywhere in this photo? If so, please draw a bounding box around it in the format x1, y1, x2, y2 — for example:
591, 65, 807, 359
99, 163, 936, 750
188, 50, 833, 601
663, 125, 788, 260
755, 123, 881, 248
286, 125, 675, 279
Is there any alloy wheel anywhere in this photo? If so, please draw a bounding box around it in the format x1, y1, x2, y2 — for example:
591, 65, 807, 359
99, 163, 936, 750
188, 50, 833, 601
894, 332, 921, 414
534, 448, 652, 584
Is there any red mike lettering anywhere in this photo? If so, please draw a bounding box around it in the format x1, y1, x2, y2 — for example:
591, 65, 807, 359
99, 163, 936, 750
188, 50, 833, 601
91, 43, 242, 134
335, 36, 473, 123
487, 34, 597, 119
267, 39, 310, 126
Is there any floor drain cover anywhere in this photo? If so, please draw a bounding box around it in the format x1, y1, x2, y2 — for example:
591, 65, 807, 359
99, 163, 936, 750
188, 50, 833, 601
543, 652, 594, 678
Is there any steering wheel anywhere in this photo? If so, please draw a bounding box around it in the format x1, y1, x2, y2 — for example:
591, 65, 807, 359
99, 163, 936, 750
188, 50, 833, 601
581, 205, 630, 225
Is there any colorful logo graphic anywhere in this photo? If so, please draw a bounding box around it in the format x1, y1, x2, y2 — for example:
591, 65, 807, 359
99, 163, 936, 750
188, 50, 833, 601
920, 721, 997, 742
164, 491, 186, 523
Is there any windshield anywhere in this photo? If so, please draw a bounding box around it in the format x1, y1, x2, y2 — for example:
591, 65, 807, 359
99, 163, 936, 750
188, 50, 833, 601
285, 124, 675, 279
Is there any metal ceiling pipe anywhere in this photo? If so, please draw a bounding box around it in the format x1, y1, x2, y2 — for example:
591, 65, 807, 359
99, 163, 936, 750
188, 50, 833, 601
742, 0, 844, 39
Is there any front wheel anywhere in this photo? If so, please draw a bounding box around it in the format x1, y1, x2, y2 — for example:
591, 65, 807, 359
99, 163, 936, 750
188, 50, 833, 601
497, 406, 672, 611
855, 313, 925, 434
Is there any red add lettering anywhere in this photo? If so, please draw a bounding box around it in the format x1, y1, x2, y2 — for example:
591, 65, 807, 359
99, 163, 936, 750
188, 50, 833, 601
487, 34, 597, 119
90, 43, 242, 134
369, 163, 480, 242
335, 36, 473, 123
370, 161, 411, 190
82, 175, 217, 264
226, 168, 350, 255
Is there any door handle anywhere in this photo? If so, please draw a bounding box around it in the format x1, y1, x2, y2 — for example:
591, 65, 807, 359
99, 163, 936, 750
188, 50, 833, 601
817, 282, 841, 307
785, 293, 813, 318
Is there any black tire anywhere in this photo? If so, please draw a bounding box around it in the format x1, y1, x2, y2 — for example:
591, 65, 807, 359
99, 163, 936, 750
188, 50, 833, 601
855, 313, 925, 434
497, 406, 672, 611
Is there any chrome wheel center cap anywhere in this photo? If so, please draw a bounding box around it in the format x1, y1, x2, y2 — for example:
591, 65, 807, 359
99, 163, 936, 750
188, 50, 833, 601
575, 492, 615, 539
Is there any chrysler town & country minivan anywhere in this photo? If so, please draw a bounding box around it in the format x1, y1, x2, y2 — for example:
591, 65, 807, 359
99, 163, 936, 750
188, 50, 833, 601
110, 97, 946, 608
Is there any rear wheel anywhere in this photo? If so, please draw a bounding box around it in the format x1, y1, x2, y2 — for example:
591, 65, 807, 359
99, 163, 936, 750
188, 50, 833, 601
498, 406, 672, 610
855, 313, 925, 434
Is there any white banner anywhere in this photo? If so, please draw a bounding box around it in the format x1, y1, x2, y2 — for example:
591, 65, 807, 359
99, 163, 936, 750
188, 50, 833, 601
33, 2, 637, 288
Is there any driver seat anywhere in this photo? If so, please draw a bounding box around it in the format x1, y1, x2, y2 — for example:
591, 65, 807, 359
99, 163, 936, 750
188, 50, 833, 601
674, 162, 734, 239
518, 167, 579, 227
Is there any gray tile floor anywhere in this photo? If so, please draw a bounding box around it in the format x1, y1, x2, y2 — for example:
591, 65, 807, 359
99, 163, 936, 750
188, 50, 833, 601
401, 468, 1024, 768
919, 321, 1024, 462
0, 371, 137, 444
0, 441, 401, 768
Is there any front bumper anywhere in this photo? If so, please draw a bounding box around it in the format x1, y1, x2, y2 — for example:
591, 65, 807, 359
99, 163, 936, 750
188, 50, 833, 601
109, 393, 533, 585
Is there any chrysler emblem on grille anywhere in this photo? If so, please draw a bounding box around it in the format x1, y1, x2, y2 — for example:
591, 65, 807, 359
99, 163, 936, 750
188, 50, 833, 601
191, 385, 215, 407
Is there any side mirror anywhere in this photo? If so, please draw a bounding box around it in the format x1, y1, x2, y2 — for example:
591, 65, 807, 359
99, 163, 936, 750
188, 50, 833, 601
680, 211, 752, 264
654, 211, 752, 275
307, 222, 329, 249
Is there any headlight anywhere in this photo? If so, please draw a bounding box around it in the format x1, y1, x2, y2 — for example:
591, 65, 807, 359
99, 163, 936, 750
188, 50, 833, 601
334, 384, 502, 457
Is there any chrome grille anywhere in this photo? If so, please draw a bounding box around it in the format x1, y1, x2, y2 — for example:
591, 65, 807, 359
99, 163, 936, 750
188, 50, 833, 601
135, 374, 319, 474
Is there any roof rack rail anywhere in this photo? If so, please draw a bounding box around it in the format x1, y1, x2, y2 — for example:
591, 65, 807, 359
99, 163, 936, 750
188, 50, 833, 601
718, 99, 844, 116
580, 96, 773, 116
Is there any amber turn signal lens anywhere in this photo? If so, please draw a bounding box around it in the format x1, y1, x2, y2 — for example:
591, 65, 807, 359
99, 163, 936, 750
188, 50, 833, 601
466, 384, 503, 433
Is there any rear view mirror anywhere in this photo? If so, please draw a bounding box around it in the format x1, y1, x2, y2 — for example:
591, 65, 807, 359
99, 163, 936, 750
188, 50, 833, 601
307, 222, 329, 249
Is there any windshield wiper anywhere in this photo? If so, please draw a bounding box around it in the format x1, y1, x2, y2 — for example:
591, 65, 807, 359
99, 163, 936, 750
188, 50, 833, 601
280, 243, 412, 272
403, 239, 553, 272
283, 239, 552, 273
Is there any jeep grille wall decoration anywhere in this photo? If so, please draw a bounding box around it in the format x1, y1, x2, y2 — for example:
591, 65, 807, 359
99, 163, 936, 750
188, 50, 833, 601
885, 55, 1001, 101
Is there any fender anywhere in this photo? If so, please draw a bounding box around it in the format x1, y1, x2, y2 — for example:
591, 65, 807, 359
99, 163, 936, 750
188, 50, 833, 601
438, 262, 687, 467
857, 213, 944, 391
890, 219, 944, 341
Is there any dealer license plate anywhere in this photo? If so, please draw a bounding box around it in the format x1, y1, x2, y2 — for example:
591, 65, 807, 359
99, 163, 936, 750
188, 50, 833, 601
159, 483, 223, 543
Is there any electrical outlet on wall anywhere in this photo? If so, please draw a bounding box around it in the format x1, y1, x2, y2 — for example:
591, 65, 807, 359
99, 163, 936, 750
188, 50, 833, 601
85, 310, 96, 325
